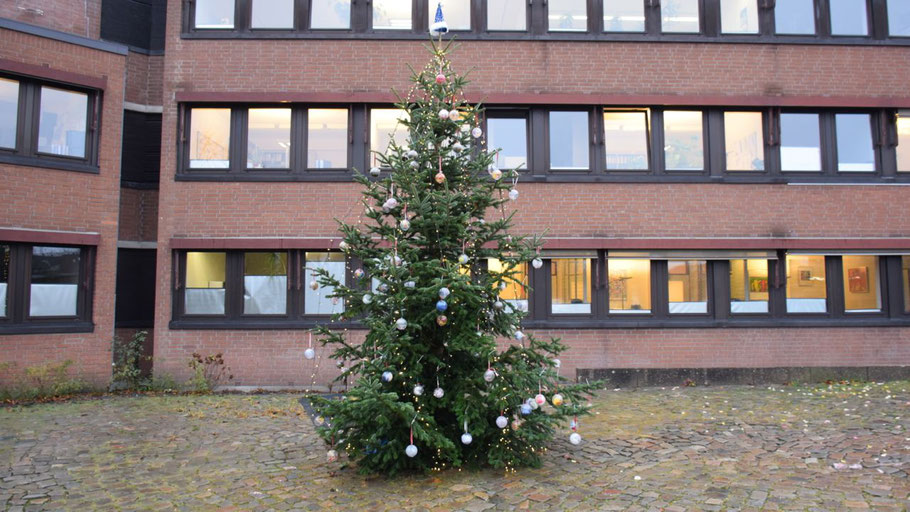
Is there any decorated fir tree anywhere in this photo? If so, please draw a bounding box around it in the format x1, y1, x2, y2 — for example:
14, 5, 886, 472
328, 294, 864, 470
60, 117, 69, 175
309, 33, 599, 475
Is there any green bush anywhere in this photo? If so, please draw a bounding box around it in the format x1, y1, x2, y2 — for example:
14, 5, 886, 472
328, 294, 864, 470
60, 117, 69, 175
0, 360, 88, 401
186, 352, 233, 392
112, 330, 149, 390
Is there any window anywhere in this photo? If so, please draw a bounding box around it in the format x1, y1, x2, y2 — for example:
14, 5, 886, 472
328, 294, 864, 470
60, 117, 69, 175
786, 255, 827, 313
608, 259, 651, 313
308, 108, 349, 169
604, 111, 649, 170
896, 114, 910, 172
549, 111, 589, 170
370, 108, 409, 167
373, 0, 412, 30
888, 1, 910, 36
38, 86, 88, 159
487, 116, 528, 170
251, 0, 294, 29
830, 0, 868, 36
185, 252, 226, 315
432, 0, 471, 31
551, 258, 591, 314
488, 0, 526, 31
29, 247, 81, 317
195, 0, 235, 28
603, 0, 645, 32
0, 245, 8, 317
668, 260, 708, 314
549, 0, 587, 31
775, 0, 815, 34
842, 255, 881, 313
244, 252, 288, 315
248, 108, 291, 169
724, 112, 764, 171
730, 259, 769, 313
311, 0, 352, 29
189, 108, 231, 169
0, 78, 18, 149
663, 111, 704, 171
489, 259, 528, 312
835, 113, 874, 172
305, 252, 345, 315
662, 0, 700, 33
780, 113, 821, 171
720, 0, 759, 34
903, 256, 910, 313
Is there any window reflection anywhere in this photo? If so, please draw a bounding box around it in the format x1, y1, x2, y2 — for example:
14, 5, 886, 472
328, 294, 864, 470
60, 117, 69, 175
780, 113, 821, 171
251, 0, 293, 28
662, 0, 700, 33
0, 78, 18, 149
835, 113, 874, 172
30, 247, 80, 317
248, 108, 291, 169
609, 259, 651, 313
724, 112, 764, 171
604, 111, 649, 170
370, 108, 409, 167
830, 0, 868, 36
903, 256, 910, 314
730, 259, 768, 313
244, 252, 288, 315
489, 259, 528, 312
551, 258, 591, 314
185, 252, 226, 315
668, 260, 708, 314
190, 108, 231, 168
549, 111, 589, 170
308, 108, 348, 169
38, 86, 87, 158
311, 0, 351, 29
305, 252, 346, 315
604, 0, 645, 32
549, 0, 587, 31
431, 0, 471, 30
720, 0, 759, 34
775, 0, 815, 34
663, 111, 703, 170
842, 255, 880, 312
488, 0, 526, 31
0, 245, 8, 317
195, 0, 235, 28
888, 1, 910, 36
373, 0, 412, 29
897, 116, 910, 172
487, 117, 527, 170
786, 255, 827, 313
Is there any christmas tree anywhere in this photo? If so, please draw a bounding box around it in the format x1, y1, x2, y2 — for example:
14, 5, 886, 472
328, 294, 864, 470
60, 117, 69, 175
309, 31, 599, 475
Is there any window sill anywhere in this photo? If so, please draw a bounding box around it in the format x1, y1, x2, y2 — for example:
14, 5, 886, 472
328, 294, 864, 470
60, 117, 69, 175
521, 317, 910, 329
169, 319, 363, 330
0, 154, 99, 174
0, 321, 94, 335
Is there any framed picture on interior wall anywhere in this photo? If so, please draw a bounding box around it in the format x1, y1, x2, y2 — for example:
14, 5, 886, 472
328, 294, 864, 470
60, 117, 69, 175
847, 266, 869, 293
749, 277, 768, 293
798, 267, 812, 287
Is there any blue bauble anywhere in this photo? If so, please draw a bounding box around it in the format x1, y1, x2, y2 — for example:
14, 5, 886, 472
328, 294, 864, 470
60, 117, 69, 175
521, 404, 532, 415
436, 300, 448, 312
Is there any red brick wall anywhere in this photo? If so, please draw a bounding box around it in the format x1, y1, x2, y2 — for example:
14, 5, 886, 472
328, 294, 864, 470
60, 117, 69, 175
0, 0, 101, 39
0, 28, 125, 387
125, 52, 165, 106
118, 188, 159, 242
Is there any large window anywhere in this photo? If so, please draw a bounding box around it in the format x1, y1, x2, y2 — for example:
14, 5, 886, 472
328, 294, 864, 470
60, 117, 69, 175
842, 255, 881, 313
305, 252, 346, 315
244, 252, 288, 315
786, 255, 827, 313
603, 0, 645, 32
720, 0, 759, 34
896, 114, 910, 172
0, 245, 7, 317
487, 116, 528, 170
904, 256, 910, 314
185, 252, 227, 315
888, 1, 910, 36
195, 0, 235, 29
247, 108, 291, 169
189, 108, 231, 169
433, 0, 471, 31
730, 259, 769, 313
370, 108, 409, 167
489, 259, 528, 312
830, 0, 868, 36
604, 111, 649, 170
775, 0, 815, 34
663, 111, 704, 171
549, 111, 589, 170
724, 112, 764, 171
835, 113, 875, 172
608, 259, 651, 313
668, 260, 708, 314
251, 0, 293, 29
549, 0, 587, 32
0, 78, 18, 149
308, 108, 348, 169
373, 0, 412, 30
661, 0, 700, 33
311, 0, 351, 29
38, 87, 88, 159
780, 113, 821, 171
488, 0, 526, 31
551, 258, 591, 314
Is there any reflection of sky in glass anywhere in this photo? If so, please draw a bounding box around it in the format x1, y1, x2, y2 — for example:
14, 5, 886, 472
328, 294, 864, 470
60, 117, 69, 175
836, 114, 874, 171
488, 0, 526, 31
487, 118, 527, 170
549, 112, 589, 169
431, 0, 471, 30
305, 253, 346, 315
311, 0, 351, 29
830, 0, 868, 35
780, 113, 820, 171
370, 109, 408, 167
308, 109, 348, 169
549, 0, 587, 31
897, 117, 910, 172
720, 0, 758, 34
889, 1, 910, 36
663, 111, 703, 171
373, 0, 412, 29
662, 0, 699, 33
603, 0, 645, 32
38, 86, 87, 158
195, 0, 234, 28
251, 0, 294, 28
775, 0, 815, 34
248, 109, 291, 169
0, 78, 18, 149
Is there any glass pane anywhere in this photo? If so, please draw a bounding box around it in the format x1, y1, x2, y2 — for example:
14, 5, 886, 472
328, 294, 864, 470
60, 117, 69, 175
888, 1, 910, 36
195, 0, 234, 28
311, 0, 351, 29
305, 252, 346, 315
549, 0, 587, 31
662, 0, 700, 33
843, 255, 880, 312
668, 260, 708, 314
0, 245, 8, 317
0, 78, 18, 149
38, 87, 87, 158
775, 0, 815, 34
786, 255, 827, 313
608, 259, 651, 313
244, 252, 288, 315
488, 0, 526, 31
190, 108, 231, 169
549, 111, 589, 169
830, 0, 868, 35
663, 111, 703, 170
488, 259, 528, 312
370, 108, 409, 167
836, 113, 874, 172
251, 0, 293, 28
604, 111, 649, 170
308, 108, 348, 169
730, 259, 768, 314
903, 256, 910, 313
724, 112, 764, 171
487, 117, 527, 170
185, 252, 226, 315
896, 116, 910, 172
430, 0, 471, 30
551, 259, 591, 314
30, 246, 80, 317
604, 0, 645, 32
780, 113, 821, 171
373, 0, 412, 29
721, 0, 759, 33
247, 108, 290, 169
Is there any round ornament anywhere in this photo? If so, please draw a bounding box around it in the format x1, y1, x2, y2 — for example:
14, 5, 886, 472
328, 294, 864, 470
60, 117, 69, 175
362, 293, 373, 304
552, 393, 564, 407
383, 197, 399, 210
369, 167, 381, 176
327, 449, 338, 463
553, 358, 561, 368
458, 253, 469, 265
314, 415, 325, 426
353, 268, 365, 279
438, 109, 449, 120
377, 283, 388, 293
332, 297, 340, 305
309, 280, 319, 291
495, 415, 508, 429
381, 371, 394, 383
448, 110, 461, 122
405, 444, 418, 458
535, 393, 546, 405
569, 433, 582, 445
407, 149, 419, 159
304, 348, 316, 360
452, 142, 464, 152
532, 258, 543, 269
436, 300, 448, 312
435, 171, 446, 184
435, 73, 446, 84
400, 219, 411, 231
514, 330, 525, 341
409, 160, 420, 169
483, 369, 496, 382
472, 127, 483, 138
436, 315, 448, 326
461, 432, 473, 445
490, 168, 502, 181
395, 317, 408, 330
527, 398, 539, 410
520, 403, 532, 415
499, 281, 508, 291
404, 281, 416, 289
413, 384, 424, 396
339, 241, 349, 251
493, 300, 504, 310
508, 188, 520, 201
433, 387, 445, 398
438, 287, 451, 299
511, 419, 521, 431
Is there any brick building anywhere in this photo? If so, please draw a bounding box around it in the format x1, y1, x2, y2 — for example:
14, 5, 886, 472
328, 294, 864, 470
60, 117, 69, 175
2, 0, 909, 388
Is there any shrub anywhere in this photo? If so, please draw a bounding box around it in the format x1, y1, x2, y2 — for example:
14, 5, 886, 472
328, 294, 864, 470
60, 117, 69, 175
186, 352, 233, 392
112, 330, 149, 390
0, 360, 88, 401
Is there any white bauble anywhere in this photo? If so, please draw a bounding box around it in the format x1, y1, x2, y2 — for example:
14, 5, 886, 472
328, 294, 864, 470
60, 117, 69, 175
532, 258, 543, 269
535, 393, 546, 405
395, 318, 408, 330
495, 415, 508, 429
404, 280, 416, 288
326, 449, 338, 462
381, 371, 393, 382
413, 384, 424, 396
472, 127, 483, 138
569, 433, 582, 445
490, 167, 502, 180
339, 241, 349, 251
514, 330, 525, 341
461, 433, 473, 445
553, 358, 561, 368
508, 189, 519, 201
499, 281, 507, 290
369, 167, 381, 176
438, 287, 451, 299
309, 280, 319, 291
409, 160, 419, 169
407, 150, 418, 159
527, 398, 539, 410
483, 369, 496, 382
452, 142, 464, 152
493, 300, 504, 310
433, 387, 444, 398
405, 444, 418, 457
458, 253, 469, 265
438, 109, 449, 120
304, 348, 315, 360
400, 219, 411, 231
552, 393, 564, 406
314, 415, 325, 426
449, 109, 461, 122
362, 294, 373, 304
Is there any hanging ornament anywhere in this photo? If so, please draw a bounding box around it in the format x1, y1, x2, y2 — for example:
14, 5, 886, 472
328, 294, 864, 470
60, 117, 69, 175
369, 167, 381, 177
436, 300, 448, 312
438, 109, 450, 120
353, 268, 365, 279
511, 419, 521, 431
461, 432, 473, 445
433, 386, 444, 398
362, 293, 373, 304
520, 403, 532, 415
569, 432, 582, 445
448, 110, 461, 122
383, 197, 399, 210
326, 449, 338, 463
435, 73, 446, 84
483, 368, 496, 382
309, 280, 319, 291
405, 443, 418, 457
304, 348, 315, 360
493, 300, 504, 310
404, 280, 416, 289
495, 415, 508, 429
381, 371, 394, 383
395, 317, 408, 330
527, 398, 539, 410
499, 281, 508, 291
535, 393, 546, 405
552, 393, 564, 406
452, 142, 464, 152
409, 160, 420, 169
514, 330, 525, 341
508, 188, 519, 201
490, 167, 502, 180
339, 241, 349, 251
413, 384, 425, 396
458, 253, 469, 265
435, 171, 446, 184
332, 297, 340, 305
472, 126, 483, 138
400, 218, 411, 231
436, 315, 448, 326
314, 415, 325, 426
532, 257, 543, 269
438, 287, 451, 299
429, 1, 448, 36
553, 358, 561, 368
407, 149, 419, 159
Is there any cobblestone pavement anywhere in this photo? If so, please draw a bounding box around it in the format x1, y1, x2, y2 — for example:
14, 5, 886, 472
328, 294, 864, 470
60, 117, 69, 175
1, 382, 909, 511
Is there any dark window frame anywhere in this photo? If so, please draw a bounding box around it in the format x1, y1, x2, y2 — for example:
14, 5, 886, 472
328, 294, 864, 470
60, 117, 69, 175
544, 107, 596, 173
602, 108, 653, 173
484, 108, 533, 173
659, 108, 709, 176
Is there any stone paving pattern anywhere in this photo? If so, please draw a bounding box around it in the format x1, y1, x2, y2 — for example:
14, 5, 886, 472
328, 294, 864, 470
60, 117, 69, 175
1, 382, 909, 511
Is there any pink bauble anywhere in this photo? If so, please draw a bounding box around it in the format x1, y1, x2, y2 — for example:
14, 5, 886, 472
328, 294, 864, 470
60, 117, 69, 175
535, 393, 546, 405
435, 74, 446, 84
